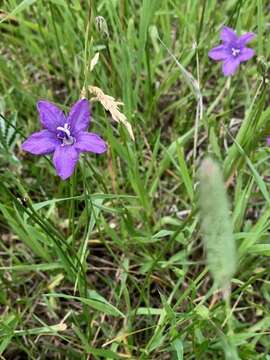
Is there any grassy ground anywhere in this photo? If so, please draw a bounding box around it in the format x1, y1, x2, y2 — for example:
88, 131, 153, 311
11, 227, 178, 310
1, 0, 270, 359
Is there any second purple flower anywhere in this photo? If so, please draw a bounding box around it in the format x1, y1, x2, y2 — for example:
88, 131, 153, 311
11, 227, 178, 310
209, 26, 255, 76
22, 99, 107, 180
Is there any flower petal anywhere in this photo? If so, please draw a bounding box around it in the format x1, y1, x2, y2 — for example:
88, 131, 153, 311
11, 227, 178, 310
37, 100, 66, 132
22, 130, 60, 155
75, 132, 107, 154
239, 32, 255, 45
222, 57, 240, 76
239, 47, 255, 62
53, 145, 79, 180
220, 26, 237, 43
208, 45, 229, 61
67, 99, 90, 134
267, 137, 270, 146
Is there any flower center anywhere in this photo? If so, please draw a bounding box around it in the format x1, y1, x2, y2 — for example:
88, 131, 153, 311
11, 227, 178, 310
231, 47, 240, 57
57, 123, 75, 146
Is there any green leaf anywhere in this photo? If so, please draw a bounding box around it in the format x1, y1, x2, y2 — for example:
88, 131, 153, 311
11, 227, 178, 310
172, 339, 184, 360
46, 293, 125, 318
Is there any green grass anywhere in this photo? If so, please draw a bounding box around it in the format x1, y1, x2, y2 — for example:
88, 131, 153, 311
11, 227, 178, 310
1, 0, 270, 359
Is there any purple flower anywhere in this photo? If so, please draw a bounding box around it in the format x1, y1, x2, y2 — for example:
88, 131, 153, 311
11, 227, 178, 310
209, 26, 255, 76
22, 99, 107, 180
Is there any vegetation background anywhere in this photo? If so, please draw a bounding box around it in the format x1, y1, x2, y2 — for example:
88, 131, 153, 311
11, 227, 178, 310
1, 0, 270, 359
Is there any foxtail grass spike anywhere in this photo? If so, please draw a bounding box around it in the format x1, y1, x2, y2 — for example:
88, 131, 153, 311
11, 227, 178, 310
199, 157, 236, 293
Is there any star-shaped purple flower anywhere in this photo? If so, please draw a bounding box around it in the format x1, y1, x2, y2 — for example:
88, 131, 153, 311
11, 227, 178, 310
208, 26, 255, 76
22, 99, 107, 180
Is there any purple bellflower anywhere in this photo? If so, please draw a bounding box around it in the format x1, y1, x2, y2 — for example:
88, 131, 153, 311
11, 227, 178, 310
22, 99, 107, 180
208, 26, 255, 76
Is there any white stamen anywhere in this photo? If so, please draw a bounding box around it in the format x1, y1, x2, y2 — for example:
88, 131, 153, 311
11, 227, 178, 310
231, 48, 240, 57
57, 123, 74, 146
57, 123, 71, 137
